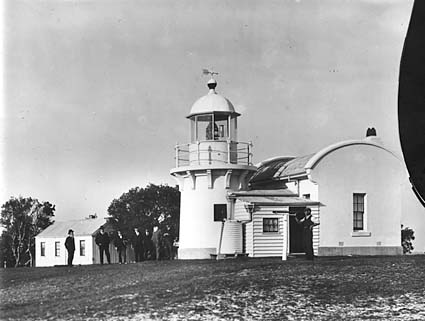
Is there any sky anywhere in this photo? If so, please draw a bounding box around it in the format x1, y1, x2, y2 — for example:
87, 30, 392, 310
1, 0, 415, 222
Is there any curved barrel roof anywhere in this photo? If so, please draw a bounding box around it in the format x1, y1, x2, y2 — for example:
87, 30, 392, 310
250, 137, 400, 185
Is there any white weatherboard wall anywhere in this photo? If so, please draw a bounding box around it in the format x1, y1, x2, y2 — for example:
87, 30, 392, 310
247, 205, 287, 257
235, 200, 320, 257
36, 237, 67, 267
310, 144, 403, 255
36, 236, 95, 267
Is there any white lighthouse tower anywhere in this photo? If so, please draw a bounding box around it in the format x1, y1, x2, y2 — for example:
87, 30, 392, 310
170, 76, 257, 259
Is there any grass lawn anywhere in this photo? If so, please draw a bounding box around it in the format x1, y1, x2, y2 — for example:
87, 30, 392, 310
1, 255, 425, 321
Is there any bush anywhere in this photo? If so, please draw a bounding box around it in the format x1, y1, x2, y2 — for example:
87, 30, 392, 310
401, 225, 415, 254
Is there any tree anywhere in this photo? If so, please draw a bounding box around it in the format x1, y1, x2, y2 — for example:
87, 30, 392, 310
401, 225, 415, 254
107, 184, 180, 242
0, 197, 55, 267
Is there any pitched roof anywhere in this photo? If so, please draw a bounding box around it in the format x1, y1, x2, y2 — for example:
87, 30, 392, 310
36, 218, 107, 238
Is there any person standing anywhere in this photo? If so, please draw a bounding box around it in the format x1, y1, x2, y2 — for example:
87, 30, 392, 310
302, 208, 319, 260
114, 230, 127, 264
151, 225, 163, 260
132, 227, 143, 262
65, 229, 75, 266
95, 226, 111, 264
142, 229, 153, 260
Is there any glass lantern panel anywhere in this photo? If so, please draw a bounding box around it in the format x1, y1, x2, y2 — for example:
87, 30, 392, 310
215, 118, 228, 140
196, 114, 213, 141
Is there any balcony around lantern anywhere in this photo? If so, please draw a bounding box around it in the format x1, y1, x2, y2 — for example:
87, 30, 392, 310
173, 140, 253, 168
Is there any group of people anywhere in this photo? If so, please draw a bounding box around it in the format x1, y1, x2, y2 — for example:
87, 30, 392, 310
64, 225, 175, 266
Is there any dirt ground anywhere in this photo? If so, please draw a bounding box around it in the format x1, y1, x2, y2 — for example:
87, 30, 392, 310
1, 255, 425, 320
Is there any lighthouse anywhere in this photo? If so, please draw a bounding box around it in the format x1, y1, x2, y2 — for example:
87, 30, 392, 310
170, 76, 257, 259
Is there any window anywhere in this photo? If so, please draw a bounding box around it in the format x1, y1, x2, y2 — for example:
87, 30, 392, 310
263, 218, 279, 233
55, 241, 60, 257
214, 204, 227, 221
302, 194, 311, 199
40, 242, 46, 257
80, 240, 85, 256
353, 193, 366, 231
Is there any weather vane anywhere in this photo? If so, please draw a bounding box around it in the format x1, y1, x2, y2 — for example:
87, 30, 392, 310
202, 68, 219, 77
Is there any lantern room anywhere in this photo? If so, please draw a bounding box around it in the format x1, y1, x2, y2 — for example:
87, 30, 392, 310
187, 79, 240, 143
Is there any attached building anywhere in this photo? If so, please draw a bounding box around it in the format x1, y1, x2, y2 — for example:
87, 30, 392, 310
242, 133, 424, 257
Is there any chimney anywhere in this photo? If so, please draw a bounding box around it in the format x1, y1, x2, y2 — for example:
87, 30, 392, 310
365, 127, 383, 145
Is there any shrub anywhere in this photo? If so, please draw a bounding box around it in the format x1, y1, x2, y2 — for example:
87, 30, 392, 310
401, 225, 415, 254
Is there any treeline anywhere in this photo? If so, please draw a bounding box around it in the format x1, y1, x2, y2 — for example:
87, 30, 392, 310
0, 184, 180, 267
107, 184, 180, 245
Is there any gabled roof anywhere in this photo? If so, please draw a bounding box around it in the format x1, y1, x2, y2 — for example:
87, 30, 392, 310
36, 218, 107, 238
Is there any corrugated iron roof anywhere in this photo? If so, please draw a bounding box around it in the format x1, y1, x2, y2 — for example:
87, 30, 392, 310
36, 218, 107, 238
273, 153, 315, 178
249, 157, 295, 184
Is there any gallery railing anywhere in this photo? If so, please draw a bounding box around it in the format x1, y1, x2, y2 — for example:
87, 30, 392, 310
174, 140, 253, 167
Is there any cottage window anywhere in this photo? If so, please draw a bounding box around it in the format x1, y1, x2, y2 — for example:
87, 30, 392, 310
55, 241, 60, 257
353, 193, 366, 231
80, 240, 85, 256
40, 242, 46, 256
214, 204, 227, 221
303, 194, 311, 199
263, 218, 279, 233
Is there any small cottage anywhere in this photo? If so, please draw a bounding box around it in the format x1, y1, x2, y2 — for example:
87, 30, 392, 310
35, 217, 131, 267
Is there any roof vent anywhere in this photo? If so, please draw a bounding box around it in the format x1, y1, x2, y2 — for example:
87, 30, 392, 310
366, 127, 377, 137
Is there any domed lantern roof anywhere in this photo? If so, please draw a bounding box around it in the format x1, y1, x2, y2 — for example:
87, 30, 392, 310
187, 79, 240, 118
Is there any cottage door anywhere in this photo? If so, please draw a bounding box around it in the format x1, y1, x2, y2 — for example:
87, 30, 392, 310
289, 207, 306, 254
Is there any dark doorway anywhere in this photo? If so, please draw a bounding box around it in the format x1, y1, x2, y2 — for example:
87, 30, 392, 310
289, 207, 306, 253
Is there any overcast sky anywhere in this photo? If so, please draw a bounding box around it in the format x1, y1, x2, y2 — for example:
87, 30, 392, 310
1, 0, 414, 221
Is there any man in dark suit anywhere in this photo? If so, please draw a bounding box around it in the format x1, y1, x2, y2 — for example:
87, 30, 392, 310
95, 226, 111, 264
114, 230, 127, 264
151, 225, 163, 260
65, 229, 75, 266
302, 208, 319, 260
132, 227, 143, 262
142, 229, 153, 260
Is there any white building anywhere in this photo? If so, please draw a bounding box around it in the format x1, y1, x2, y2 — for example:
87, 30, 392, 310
35, 217, 128, 267
240, 132, 425, 257
171, 78, 424, 259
